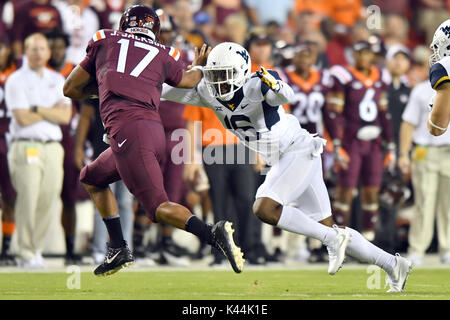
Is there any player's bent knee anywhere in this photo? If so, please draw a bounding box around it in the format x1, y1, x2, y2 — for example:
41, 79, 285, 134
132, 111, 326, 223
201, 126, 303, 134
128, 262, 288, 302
253, 198, 282, 225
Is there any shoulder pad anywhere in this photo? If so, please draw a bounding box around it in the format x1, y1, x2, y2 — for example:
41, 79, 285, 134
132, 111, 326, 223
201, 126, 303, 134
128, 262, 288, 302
329, 65, 352, 84
430, 57, 450, 89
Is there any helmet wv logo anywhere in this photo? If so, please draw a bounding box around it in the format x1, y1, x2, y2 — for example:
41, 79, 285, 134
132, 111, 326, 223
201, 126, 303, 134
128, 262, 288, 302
236, 50, 249, 64
441, 26, 450, 38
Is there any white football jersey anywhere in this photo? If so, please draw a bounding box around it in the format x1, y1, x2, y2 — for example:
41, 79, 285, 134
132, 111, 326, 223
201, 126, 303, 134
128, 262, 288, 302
162, 72, 319, 164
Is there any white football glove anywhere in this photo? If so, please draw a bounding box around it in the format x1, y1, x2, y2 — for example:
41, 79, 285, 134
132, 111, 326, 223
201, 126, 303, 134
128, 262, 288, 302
257, 66, 281, 92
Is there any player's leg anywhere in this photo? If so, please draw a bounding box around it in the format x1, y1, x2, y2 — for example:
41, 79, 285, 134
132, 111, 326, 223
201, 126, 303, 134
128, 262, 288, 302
60, 142, 82, 264
360, 143, 384, 241
253, 153, 349, 274
0, 143, 17, 265
111, 120, 244, 273
360, 186, 380, 241
79, 147, 132, 276
333, 143, 362, 226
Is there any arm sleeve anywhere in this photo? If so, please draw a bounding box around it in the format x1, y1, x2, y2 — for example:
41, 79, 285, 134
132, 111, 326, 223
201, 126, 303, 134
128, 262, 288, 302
261, 69, 295, 106
429, 61, 450, 90
323, 107, 345, 141
5, 75, 29, 110
164, 47, 184, 86
161, 84, 209, 108
79, 38, 98, 76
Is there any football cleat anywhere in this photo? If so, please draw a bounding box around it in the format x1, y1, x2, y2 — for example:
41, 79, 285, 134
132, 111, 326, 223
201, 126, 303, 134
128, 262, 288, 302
326, 225, 351, 275
211, 221, 245, 273
94, 242, 134, 277
0, 253, 17, 266
385, 253, 413, 292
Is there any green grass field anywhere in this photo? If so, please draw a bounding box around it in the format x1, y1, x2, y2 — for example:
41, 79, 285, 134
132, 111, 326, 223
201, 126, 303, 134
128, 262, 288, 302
1, 268, 449, 300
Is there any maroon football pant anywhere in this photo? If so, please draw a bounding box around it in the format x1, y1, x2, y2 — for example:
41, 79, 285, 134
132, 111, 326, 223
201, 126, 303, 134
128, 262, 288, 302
338, 139, 383, 189
80, 120, 169, 222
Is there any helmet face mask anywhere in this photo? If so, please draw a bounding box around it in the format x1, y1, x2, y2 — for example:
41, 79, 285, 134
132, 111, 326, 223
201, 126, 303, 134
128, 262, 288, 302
203, 42, 251, 101
429, 19, 450, 66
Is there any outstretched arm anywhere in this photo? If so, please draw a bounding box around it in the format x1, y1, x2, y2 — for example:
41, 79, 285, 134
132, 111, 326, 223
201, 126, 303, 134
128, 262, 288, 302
176, 44, 211, 89
162, 84, 208, 108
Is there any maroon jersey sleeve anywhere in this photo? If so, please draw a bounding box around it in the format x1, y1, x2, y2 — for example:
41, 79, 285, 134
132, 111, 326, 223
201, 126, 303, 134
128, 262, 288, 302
79, 37, 100, 76
329, 65, 352, 93
163, 47, 184, 87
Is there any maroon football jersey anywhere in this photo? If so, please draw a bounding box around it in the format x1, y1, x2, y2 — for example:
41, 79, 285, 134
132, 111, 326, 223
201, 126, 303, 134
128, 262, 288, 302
79, 29, 184, 137
11, 0, 63, 43
329, 65, 390, 145
0, 63, 17, 136
284, 68, 330, 135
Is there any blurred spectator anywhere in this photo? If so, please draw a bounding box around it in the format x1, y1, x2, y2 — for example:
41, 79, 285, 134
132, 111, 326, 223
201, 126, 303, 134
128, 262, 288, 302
172, 0, 207, 48
193, 11, 216, 46
398, 79, 450, 265
205, 0, 242, 26
11, 0, 63, 59
408, 45, 433, 87
415, 0, 449, 45
245, 0, 294, 27
329, 0, 363, 29
326, 21, 371, 66
5, 33, 71, 268
223, 13, 248, 45
385, 45, 412, 152
90, 0, 125, 29
383, 14, 411, 49
247, 33, 274, 72
54, 0, 100, 64
74, 99, 134, 265
293, 0, 330, 31
300, 30, 329, 69
373, 0, 411, 16
0, 35, 17, 266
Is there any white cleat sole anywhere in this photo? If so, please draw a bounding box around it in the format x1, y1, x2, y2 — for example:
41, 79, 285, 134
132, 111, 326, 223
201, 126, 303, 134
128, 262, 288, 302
224, 222, 245, 273
96, 261, 134, 277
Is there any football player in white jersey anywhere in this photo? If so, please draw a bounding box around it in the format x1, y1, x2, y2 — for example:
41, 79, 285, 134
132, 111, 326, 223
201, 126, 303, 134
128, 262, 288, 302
428, 19, 450, 136
162, 42, 412, 291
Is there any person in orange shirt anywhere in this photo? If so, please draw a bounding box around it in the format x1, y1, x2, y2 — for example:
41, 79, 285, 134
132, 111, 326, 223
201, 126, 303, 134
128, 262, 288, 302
0, 36, 17, 266
183, 105, 267, 265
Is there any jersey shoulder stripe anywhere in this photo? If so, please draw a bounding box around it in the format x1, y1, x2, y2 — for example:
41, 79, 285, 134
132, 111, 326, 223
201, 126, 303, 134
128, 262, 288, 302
92, 30, 106, 42
329, 65, 352, 84
430, 56, 450, 89
168, 47, 181, 61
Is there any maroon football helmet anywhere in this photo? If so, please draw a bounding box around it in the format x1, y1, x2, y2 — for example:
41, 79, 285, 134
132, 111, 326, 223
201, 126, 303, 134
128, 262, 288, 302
119, 5, 161, 41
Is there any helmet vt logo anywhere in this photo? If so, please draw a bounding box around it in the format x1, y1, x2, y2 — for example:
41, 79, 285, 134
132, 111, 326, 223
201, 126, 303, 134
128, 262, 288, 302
441, 26, 450, 38
236, 50, 249, 64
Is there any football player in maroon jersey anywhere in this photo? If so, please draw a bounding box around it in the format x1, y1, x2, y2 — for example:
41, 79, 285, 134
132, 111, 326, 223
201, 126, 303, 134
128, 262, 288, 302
0, 36, 17, 266
325, 41, 396, 241
64, 5, 244, 276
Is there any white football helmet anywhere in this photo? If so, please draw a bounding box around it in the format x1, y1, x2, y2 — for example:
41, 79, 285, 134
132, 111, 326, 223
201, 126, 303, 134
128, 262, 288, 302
203, 42, 251, 101
430, 19, 450, 66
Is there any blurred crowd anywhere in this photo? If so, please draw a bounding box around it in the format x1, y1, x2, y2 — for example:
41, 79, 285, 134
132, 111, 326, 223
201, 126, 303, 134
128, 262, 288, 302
0, 0, 450, 269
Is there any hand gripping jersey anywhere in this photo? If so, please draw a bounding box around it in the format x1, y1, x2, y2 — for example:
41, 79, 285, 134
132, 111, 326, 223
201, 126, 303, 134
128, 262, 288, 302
79, 29, 184, 136
162, 70, 320, 165
430, 56, 450, 90
329, 65, 391, 144
284, 68, 330, 135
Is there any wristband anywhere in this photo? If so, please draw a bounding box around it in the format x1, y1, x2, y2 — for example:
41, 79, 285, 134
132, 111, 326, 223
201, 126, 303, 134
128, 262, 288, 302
31, 106, 38, 113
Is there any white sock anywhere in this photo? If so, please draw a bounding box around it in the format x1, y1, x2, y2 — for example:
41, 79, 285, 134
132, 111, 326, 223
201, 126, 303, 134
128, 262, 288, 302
276, 206, 336, 246
345, 227, 397, 274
